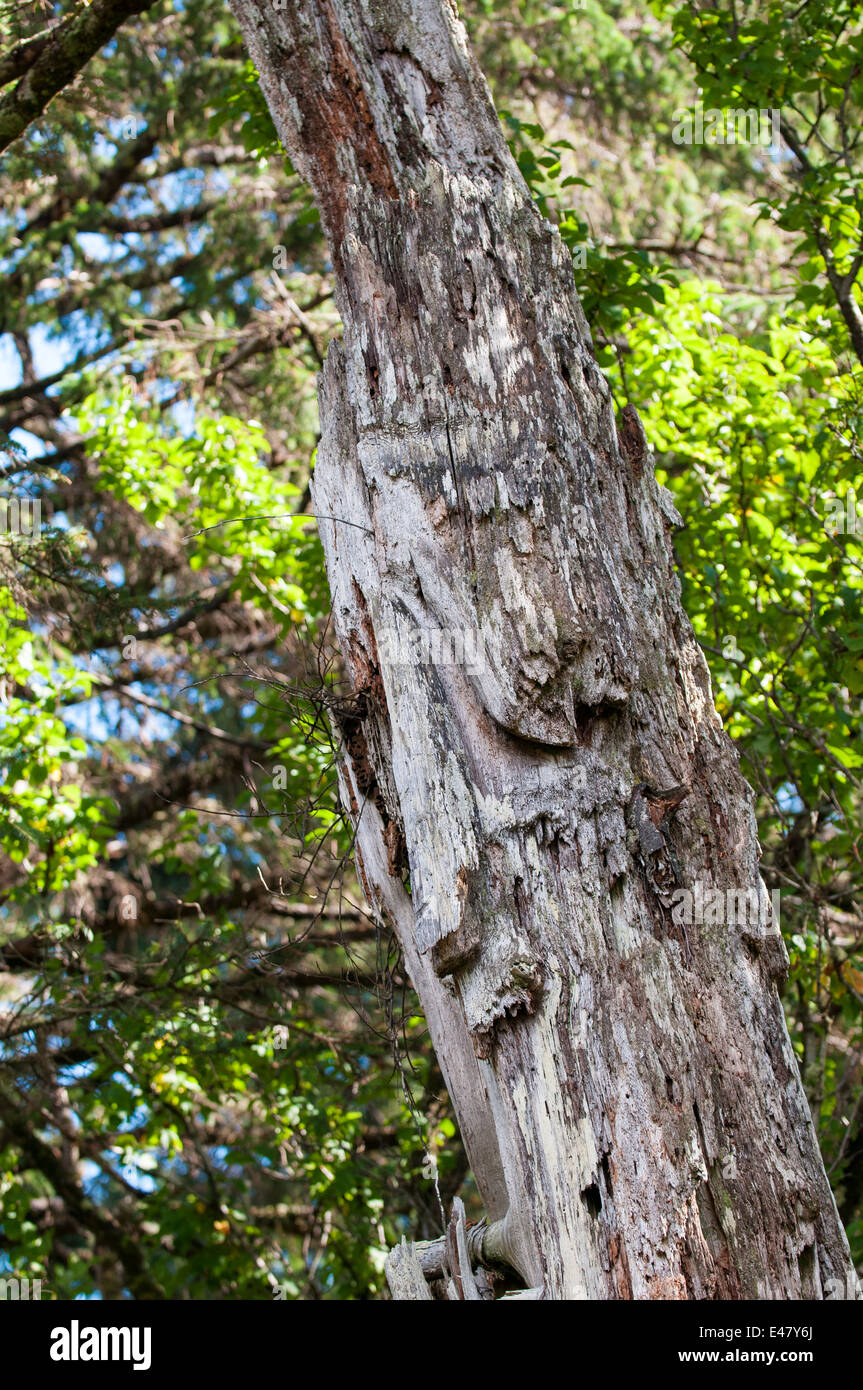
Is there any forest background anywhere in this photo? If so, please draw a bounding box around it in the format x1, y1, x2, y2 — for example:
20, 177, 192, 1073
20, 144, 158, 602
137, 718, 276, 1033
1, 0, 862, 1300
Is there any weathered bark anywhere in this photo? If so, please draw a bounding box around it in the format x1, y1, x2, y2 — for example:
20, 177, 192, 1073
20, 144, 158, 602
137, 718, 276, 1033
227, 0, 860, 1299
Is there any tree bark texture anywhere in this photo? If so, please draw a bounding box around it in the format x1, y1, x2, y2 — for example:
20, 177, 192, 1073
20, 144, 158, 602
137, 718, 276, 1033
227, 0, 860, 1299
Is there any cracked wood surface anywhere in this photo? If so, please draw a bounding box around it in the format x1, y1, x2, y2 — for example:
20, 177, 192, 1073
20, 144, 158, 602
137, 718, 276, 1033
228, 0, 859, 1299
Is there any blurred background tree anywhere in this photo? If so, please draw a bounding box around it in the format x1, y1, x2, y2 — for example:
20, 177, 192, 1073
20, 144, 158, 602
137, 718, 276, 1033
0, 0, 861, 1296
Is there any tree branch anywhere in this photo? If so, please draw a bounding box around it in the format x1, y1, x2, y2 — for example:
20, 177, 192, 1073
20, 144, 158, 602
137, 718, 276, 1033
0, 0, 161, 156
0, 1077, 164, 1298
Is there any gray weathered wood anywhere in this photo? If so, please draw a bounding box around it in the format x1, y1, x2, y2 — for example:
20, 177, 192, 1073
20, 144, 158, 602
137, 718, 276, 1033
228, 0, 861, 1300
385, 1238, 434, 1301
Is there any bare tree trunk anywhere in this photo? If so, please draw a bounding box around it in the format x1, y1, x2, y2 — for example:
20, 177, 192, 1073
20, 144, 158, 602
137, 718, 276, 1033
227, 0, 859, 1300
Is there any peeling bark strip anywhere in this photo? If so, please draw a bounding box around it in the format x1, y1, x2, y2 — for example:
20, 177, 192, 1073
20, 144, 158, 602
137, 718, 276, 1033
228, 0, 860, 1298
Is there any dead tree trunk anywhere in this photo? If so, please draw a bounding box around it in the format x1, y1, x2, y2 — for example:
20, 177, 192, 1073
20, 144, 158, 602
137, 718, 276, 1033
228, 0, 859, 1300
